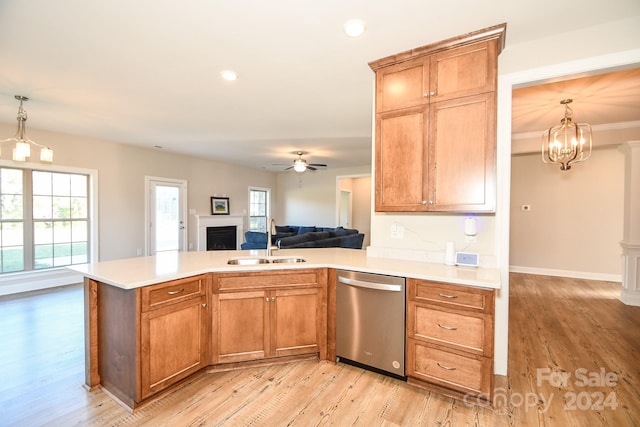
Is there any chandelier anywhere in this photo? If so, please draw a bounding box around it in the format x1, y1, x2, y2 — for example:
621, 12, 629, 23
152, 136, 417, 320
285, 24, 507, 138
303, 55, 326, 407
1, 95, 53, 162
541, 98, 592, 171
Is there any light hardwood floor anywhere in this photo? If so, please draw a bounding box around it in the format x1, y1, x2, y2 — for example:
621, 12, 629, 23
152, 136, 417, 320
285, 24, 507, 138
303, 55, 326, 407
1, 273, 639, 426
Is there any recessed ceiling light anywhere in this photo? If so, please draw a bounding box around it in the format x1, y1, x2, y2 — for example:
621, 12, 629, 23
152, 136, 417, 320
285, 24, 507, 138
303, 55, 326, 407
343, 19, 366, 37
220, 70, 238, 81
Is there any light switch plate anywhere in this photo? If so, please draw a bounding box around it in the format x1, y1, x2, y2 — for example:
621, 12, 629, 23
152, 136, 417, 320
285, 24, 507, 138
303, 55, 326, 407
455, 252, 479, 267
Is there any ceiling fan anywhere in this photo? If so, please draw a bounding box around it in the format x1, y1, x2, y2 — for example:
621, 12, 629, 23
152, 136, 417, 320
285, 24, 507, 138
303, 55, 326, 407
276, 151, 327, 173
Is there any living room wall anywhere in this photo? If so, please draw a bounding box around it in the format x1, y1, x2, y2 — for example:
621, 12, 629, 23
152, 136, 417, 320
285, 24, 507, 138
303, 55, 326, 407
0, 123, 278, 262
275, 165, 371, 234
338, 175, 371, 248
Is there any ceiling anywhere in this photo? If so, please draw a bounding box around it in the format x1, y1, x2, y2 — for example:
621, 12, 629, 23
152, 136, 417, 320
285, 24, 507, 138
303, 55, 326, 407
1, 1, 639, 171
512, 67, 640, 136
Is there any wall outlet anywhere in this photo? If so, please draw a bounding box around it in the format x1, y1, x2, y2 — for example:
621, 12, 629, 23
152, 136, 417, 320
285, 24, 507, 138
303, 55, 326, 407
136, 248, 142, 256
391, 222, 405, 239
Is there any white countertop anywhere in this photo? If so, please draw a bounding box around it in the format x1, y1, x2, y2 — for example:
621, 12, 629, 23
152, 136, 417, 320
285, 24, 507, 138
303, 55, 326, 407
69, 248, 500, 290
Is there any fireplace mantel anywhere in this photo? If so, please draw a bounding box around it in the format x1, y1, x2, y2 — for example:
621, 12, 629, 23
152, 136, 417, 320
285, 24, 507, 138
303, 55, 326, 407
196, 215, 244, 251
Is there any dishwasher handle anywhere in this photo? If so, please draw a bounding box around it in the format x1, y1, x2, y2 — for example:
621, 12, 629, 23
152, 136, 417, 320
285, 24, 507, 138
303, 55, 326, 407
337, 276, 403, 292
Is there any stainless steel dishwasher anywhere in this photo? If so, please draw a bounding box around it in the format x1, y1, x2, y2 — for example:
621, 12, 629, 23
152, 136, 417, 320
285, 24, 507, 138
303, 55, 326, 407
336, 270, 406, 379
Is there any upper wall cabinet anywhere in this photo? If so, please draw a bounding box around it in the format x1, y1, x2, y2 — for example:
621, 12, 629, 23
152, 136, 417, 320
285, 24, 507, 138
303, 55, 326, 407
370, 24, 506, 213
375, 41, 498, 114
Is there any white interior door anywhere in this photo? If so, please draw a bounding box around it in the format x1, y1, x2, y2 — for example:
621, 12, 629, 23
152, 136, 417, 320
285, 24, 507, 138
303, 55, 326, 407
146, 177, 187, 255
339, 190, 353, 228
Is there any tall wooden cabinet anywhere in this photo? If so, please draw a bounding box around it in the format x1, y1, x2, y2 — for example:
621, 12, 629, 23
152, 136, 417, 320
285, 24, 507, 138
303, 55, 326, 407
370, 24, 506, 212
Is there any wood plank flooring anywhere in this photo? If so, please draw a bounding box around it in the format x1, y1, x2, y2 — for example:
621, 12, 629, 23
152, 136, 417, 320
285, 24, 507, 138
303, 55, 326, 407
1, 273, 639, 426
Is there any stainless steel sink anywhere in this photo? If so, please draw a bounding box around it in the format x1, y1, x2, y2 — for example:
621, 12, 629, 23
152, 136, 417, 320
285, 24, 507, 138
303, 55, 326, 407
227, 257, 270, 265
270, 257, 306, 264
227, 256, 306, 265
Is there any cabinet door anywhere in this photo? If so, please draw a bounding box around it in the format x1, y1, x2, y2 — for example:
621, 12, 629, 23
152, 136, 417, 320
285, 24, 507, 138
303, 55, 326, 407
140, 295, 209, 399
271, 288, 320, 357
428, 92, 496, 212
430, 41, 497, 103
213, 291, 270, 364
375, 57, 429, 113
375, 106, 429, 211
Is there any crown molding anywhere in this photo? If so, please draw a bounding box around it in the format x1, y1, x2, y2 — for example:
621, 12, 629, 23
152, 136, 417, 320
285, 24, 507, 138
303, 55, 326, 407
512, 120, 640, 140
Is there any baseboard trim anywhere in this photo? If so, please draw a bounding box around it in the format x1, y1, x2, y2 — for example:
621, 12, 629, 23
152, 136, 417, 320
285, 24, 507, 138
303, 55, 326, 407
509, 266, 621, 283
619, 288, 640, 306
0, 268, 84, 296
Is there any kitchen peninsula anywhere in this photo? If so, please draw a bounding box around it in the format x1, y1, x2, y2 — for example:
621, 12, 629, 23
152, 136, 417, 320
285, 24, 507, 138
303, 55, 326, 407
72, 248, 500, 411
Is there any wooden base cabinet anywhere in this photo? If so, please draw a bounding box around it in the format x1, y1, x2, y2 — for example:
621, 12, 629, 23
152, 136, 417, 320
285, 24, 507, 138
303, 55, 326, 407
406, 279, 495, 405
215, 290, 270, 363
140, 294, 209, 400
212, 269, 327, 365
91, 275, 210, 408
86, 269, 327, 410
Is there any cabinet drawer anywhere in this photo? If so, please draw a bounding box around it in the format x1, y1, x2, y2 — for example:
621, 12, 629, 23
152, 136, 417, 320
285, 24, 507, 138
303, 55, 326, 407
214, 270, 320, 292
141, 276, 205, 311
407, 338, 491, 396
411, 305, 488, 355
409, 279, 494, 314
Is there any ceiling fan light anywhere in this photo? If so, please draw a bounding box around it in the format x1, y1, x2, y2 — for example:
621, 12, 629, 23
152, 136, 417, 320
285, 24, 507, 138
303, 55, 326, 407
293, 160, 307, 172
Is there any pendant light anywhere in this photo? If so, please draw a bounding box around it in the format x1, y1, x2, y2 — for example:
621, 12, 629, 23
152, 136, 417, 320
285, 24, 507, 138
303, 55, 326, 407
1, 95, 53, 162
541, 98, 592, 171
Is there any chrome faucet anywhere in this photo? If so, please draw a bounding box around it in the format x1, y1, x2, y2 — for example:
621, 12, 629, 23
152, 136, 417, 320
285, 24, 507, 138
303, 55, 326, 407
267, 218, 278, 256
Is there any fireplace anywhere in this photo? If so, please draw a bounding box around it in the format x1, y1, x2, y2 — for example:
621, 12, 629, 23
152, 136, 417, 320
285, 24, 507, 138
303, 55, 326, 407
196, 215, 244, 251
206, 226, 237, 251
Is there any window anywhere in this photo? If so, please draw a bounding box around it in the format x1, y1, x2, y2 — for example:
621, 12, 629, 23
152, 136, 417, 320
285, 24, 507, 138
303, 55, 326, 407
0, 167, 90, 273
248, 187, 269, 232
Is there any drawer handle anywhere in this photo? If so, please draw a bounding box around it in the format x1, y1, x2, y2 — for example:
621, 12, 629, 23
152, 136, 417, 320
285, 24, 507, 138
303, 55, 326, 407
437, 323, 457, 331
437, 362, 456, 371
438, 292, 458, 299
167, 288, 185, 295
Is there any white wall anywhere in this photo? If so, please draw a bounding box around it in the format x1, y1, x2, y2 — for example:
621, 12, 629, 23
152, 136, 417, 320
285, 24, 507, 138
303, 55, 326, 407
352, 176, 372, 248
338, 176, 372, 248
510, 146, 625, 280
0, 124, 278, 262
276, 165, 371, 228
